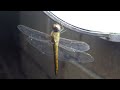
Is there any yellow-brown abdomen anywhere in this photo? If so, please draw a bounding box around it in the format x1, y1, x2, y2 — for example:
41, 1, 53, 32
51, 32, 60, 76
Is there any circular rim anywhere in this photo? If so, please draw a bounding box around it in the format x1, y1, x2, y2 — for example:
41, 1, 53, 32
43, 11, 111, 37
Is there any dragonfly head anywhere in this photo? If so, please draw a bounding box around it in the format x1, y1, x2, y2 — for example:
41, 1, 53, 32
52, 23, 63, 32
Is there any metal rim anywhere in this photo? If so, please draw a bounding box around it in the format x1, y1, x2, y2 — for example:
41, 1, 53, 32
43, 11, 120, 42
43, 11, 111, 37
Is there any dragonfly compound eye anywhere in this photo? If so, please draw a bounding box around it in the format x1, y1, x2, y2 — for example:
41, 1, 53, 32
52, 23, 62, 32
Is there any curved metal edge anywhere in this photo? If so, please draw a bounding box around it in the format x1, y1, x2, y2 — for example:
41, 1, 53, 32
43, 11, 110, 37
43, 11, 120, 42
100, 33, 120, 42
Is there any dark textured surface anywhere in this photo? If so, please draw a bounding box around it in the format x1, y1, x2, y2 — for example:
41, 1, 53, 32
1, 11, 120, 79
0, 11, 25, 79
81, 35, 120, 79
19, 11, 120, 79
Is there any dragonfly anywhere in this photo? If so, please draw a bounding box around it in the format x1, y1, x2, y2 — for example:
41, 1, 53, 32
17, 24, 94, 76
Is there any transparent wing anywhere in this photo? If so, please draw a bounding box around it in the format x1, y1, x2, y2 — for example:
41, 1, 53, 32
26, 37, 53, 56
18, 25, 93, 63
17, 25, 51, 41
26, 37, 94, 63
59, 47, 94, 63
59, 38, 90, 52
17, 25, 90, 52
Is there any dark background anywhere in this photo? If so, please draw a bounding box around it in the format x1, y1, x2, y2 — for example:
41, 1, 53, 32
0, 11, 24, 79
0, 11, 120, 79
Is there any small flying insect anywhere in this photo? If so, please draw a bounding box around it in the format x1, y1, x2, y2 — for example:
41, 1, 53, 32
17, 24, 94, 76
